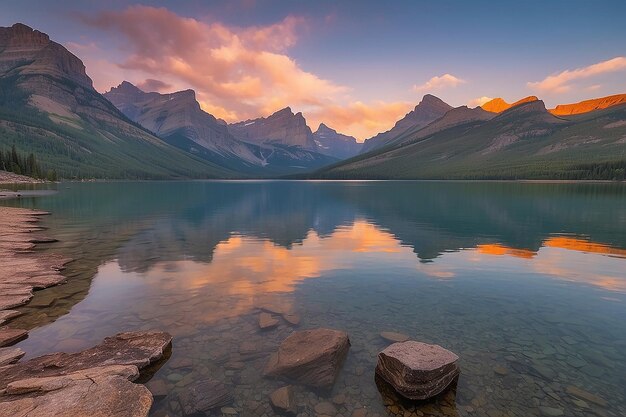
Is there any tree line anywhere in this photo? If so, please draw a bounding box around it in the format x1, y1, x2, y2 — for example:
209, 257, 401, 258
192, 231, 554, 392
0, 145, 58, 181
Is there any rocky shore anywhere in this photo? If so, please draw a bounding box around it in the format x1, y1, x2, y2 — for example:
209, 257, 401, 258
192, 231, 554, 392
0, 207, 173, 416
0, 170, 45, 184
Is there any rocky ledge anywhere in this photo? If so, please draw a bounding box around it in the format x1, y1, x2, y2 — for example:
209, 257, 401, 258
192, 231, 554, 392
375, 340, 460, 401
0, 207, 73, 349
0, 331, 172, 416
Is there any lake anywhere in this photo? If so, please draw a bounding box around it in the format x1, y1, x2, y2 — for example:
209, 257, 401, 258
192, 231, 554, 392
3, 181, 626, 417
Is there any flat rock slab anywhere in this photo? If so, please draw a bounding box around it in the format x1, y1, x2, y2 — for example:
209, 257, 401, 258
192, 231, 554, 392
0, 331, 172, 390
375, 341, 460, 401
176, 378, 233, 416
0, 365, 153, 417
0, 327, 28, 347
0, 347, 25, 366
264, 328, 350, 389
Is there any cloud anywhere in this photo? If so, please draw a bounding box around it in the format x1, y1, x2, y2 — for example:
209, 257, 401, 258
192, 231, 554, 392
81, 6, 347, 123
136, 79, 173, 92
413, 74, 465, 93
527, 56, 626, 94
307, 101, 413, 140
468, 96, 493, 107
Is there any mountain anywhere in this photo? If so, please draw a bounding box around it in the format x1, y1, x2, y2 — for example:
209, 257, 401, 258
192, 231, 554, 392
360, 94, 453, 154
104, 82, 337, 175
313, 98, 626, 180
549, 93, 626, 115
312, 123, 362, 159
482, 96, 539, 113
0, 23, 237, 179
389, 105, 495, 147
229, 107, 318, 149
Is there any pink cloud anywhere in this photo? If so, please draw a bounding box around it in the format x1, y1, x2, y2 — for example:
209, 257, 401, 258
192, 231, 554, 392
528, 56, 626, 94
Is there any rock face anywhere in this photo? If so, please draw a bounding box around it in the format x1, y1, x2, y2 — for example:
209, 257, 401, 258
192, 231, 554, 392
481, 96, 539, 113
0, 347, 24, 366
375, 341, 460, 400
549, 93, 626, 116
0, 331, 172, 390
0, 365, 153, 417
360, 95, 452, 153
229, 107, 318, 150
175, 378, 233, 416
264, 328, 350, 388
0, 23, 92, 89
313, 123, 362, 159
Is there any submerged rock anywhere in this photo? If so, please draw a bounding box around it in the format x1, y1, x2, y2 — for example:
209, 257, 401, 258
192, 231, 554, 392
375, 341, 460, 400
269, 386, 297, 415
380, 331, 409, 343
175, 378, 233, 416
0, 365, 153, 417
259, 312, 279, 330
264, 328, 350, 388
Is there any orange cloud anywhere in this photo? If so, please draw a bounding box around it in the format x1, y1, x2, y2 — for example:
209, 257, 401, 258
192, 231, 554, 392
527, 56, 626, 94
307, 100, 413, 140
82, 6, 348, 125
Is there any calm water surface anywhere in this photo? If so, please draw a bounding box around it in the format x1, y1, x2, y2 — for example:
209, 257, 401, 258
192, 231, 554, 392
3, 181, 626, 417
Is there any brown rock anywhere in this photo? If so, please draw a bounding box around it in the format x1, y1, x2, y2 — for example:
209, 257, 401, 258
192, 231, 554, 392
0, 327, 28, 347
146, 379, 169, 399
380, 331, 409, 343
0, 347, 25, 366
0, 365, 152, 417
264, 328, 350, 388
0, 331, 172, 390
176, 378, 233, 416
314, 401, 337, 415
269, 386, 296, 415
0, 310, 21, 325
259, 312, 279, 330
375, 341, 460, 400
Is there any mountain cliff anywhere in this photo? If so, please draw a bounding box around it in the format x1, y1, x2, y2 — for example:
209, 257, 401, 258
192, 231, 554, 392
360, 94, 452, 153
104, 82, 337, 175
312, 123, 362, 159
229, 107, 318, 149
481, 96, 539, 113
0, 23, 237, 179
549, 94, 626, 115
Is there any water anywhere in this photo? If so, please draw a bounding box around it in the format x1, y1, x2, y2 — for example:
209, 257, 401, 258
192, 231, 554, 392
3, 181, 625, 417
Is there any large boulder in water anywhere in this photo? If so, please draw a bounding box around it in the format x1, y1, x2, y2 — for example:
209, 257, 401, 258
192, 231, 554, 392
264, 328, 350, 388
375, 341, 460, 400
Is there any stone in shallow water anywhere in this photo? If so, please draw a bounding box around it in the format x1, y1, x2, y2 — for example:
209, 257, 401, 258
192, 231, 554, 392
175, 378, 233, 416
264, 328, 350, 389
0, 365, 152, 417
380, 331, 409, 343
0, 331, 172, 390
259, 312, 279, 329
565, 385, 607, 407
375, 341, 460, 400
283, 313, 301, 326
270, 386, 297, 415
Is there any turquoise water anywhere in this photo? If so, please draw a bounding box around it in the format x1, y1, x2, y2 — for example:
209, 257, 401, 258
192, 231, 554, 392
4, 181, 626, 417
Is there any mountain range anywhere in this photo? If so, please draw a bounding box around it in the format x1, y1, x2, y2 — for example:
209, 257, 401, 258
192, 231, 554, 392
0, 23, 625, 180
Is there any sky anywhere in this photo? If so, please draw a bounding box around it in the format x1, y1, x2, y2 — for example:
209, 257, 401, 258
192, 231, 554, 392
2, 0, 626, 140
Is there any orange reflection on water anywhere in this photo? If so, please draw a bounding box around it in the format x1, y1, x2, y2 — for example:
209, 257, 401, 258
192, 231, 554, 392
544, 237, 626, 258
476, 244, 536, 259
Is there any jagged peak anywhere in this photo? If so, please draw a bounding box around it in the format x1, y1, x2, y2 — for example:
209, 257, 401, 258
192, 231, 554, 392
110, 81, 144, 94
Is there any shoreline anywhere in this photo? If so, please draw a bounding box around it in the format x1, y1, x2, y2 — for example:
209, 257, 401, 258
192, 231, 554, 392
0, 207, 171, 416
